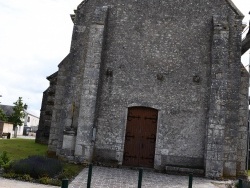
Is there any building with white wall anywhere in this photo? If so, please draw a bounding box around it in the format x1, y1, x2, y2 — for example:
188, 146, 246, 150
0, 105, 39, 136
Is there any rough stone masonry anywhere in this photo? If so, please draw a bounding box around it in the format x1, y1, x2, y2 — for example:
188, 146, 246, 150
36, 0, 249, 179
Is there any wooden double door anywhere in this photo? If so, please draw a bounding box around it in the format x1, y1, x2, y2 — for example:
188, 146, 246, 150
123, 107, 158, 168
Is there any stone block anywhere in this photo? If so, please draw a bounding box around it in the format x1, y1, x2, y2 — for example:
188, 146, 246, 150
223, 161, 236, 177
165, 166, 204, 176
161, 155, 204, 169
62, 135, 76, 149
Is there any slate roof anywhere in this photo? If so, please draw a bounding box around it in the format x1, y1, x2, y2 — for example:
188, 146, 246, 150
0, 105, 14, 117
0, 104, 39, 119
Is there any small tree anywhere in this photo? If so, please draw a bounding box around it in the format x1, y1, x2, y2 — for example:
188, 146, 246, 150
9, 97, 28, 131
0, 108, 7, 122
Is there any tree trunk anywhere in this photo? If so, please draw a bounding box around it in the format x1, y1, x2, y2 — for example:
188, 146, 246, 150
14, 126, 17, 138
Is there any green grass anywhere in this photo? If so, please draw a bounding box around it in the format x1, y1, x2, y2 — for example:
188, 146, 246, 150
61, 163, 86, 180
0, 138, 85, 184
0, 139, 47, 160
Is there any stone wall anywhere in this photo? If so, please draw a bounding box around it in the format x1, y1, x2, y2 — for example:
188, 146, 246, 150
237, 65, 249, 176
0, 121, 14, 137
75, 6, 109, 161
205, 14, 247, 178
46, 0, 248, 178
36, 72, 57, 145
48, 54, 76, 155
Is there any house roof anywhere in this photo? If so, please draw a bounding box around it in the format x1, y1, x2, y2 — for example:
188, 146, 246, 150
0, 105, 14, 116
26, 112, 39, 119
0, 105, 39, 118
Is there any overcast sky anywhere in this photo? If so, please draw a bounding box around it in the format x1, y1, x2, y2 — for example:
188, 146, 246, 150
0, 0, 249, 117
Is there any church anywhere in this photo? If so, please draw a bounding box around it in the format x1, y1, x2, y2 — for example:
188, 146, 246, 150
36, 0, 249, 178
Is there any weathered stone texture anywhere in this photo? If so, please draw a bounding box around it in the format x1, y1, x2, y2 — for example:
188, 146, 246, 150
205, 15, 230, 178
237, 65, 249, 176
43, 0, 248, 179
36, 72, 57, 145
75, 6, 109, 160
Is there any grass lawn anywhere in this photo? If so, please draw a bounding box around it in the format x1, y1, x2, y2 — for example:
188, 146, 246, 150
0, 138, 47, 160
0, 138, 85, 184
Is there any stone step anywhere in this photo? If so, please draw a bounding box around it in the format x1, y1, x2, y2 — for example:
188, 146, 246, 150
165, 166, 205, 176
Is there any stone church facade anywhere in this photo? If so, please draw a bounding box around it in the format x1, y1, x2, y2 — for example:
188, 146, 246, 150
38, 0, 249, 178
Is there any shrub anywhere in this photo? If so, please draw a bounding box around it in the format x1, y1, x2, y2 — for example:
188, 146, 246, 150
2, 172, 19, 179
39, 176, 51, 185
0, 151, 12, 172
1, 161, 12, 172
3, 173, 33, 181
21, 174, 33, 181
39, 177, 61, 186
58, 169, 73, 180
0, 151, 10, 167
10, 155, 62, 178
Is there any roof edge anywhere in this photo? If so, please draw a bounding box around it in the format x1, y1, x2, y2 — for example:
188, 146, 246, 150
78, 0, 88, 10
47, 71, 58, 80
25, 111, 40, 119
58, 53, 72, 68
225, 0, 244, 18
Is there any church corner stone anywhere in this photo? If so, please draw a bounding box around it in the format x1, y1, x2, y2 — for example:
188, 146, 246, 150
38, 0, 249, 179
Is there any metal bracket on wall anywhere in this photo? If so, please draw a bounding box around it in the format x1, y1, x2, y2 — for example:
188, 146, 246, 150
92, 127, 96, 141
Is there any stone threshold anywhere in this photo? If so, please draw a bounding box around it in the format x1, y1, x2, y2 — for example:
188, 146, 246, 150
165, 166, 205, 176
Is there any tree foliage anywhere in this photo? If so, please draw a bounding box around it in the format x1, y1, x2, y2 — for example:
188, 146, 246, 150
0, 108, 7, 122
8, 97, 27, 128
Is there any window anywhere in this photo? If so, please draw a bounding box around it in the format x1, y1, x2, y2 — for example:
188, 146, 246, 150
27, 116, 30, 122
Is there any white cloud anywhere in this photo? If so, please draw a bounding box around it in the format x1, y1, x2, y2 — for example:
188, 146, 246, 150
0, 0, 82, 116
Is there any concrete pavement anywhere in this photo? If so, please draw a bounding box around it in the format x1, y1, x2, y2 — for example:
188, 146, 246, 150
0, 177, 58, 188
69, 166, 233, 188
0, 166, 235, 188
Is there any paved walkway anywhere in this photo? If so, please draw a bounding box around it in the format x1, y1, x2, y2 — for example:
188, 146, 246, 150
0, 166, 234, 188
0, 177, 58, 188
17, 135, 35, 139
69, 166, 233, 188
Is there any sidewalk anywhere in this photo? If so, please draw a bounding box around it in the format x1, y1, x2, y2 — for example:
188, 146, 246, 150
0, 177, 58, 188
0, 166, 234, 188
17, 135, 35, 139
69, 166, 233, 188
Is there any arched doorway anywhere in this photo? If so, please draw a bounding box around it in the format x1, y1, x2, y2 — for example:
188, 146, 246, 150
123, 107, 158, 168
